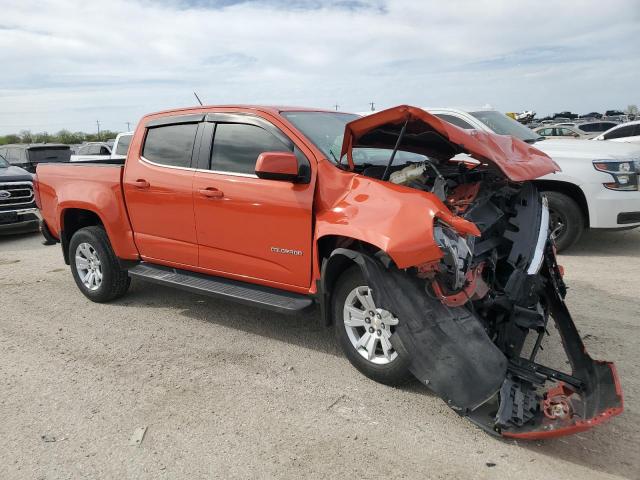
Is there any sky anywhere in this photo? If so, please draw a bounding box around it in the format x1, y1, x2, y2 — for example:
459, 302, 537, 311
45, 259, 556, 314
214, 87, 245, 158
0, 0, 638, 135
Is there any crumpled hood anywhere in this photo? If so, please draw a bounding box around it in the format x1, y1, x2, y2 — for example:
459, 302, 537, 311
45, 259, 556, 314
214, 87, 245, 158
535, 138, 640, 160
0, 165, 33, 182
341, 105, 559, 182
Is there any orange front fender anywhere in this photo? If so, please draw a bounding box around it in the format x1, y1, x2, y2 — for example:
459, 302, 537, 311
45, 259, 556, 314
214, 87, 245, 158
314, 160, 479, 269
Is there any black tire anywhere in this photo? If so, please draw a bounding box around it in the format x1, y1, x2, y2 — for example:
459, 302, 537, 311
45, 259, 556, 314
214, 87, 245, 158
69, 226, 131, 303
545, 191, 585, 252
332, 266, 413, 386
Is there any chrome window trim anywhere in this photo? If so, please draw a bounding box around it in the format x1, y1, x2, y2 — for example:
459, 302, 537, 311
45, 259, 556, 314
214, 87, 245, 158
140, 156, 259, 178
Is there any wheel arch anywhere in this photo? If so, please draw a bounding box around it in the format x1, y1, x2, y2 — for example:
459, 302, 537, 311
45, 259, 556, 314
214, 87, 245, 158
316, 236, 389, 326
60, 208, 106, 264
533, 179, 590, 226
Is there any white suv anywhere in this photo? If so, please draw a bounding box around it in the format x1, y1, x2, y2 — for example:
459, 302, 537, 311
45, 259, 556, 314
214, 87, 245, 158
426, 108, 640, 250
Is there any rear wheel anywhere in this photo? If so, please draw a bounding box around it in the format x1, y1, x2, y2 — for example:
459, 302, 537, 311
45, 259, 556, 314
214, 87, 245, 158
69, 226, 130, 302
333, 266, 413, 386
545, 191, 585, 252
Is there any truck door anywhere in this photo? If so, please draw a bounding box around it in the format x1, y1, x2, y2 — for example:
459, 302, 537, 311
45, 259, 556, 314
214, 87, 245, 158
123, 118, 202, 267
192, 115, 314, 289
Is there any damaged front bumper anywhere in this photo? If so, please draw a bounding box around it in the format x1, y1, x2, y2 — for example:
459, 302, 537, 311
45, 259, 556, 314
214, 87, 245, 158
338, 246, 623, 440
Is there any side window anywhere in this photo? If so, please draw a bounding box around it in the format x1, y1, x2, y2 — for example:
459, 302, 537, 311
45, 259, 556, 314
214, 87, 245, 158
578, 123, 595, 132
115, 135, 132, 156
435, 114, 474, 129
6, 148, 21, 163
99, 146, 110, 155
87, 145, 100, 155
559, 128, 577, 137
604, 125, 634, 140
211, 123, 290, 175
143, 123, 198, 168
78, 146, 88, 155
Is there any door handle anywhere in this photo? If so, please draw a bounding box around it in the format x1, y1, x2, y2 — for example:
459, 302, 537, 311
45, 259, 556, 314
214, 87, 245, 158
198, 187, 224, 198
133, 179, 150, 189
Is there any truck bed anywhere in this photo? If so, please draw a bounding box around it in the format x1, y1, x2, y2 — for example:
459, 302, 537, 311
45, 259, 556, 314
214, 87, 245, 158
36, 162, 139, 260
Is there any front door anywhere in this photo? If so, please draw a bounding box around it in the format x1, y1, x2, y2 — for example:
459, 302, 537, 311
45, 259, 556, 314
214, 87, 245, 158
123, 121, 201, 267
193, 118, 314, 289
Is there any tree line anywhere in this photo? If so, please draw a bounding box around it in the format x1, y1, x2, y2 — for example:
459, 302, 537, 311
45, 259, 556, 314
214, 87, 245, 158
0, 129, 122, 145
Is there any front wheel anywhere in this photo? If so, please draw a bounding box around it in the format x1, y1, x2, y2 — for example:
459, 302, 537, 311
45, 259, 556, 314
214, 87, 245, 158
69, 226, 131, 303
333, 266, 413, 386
545, 191, 585, 252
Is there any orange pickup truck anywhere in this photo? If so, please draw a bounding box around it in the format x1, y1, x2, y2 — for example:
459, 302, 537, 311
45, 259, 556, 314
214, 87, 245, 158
35, 104, 622, 439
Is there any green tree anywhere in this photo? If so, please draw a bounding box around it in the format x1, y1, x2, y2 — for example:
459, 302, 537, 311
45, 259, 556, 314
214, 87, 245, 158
33, 132, 50, 143
19, 130, 33, 143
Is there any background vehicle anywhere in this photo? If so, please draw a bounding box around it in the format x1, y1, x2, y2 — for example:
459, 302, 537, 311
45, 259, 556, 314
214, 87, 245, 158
70, 132, 134, 162
0, 144, 71, 173
424, 107, 640, 251
0, 153, 39, 233
594, 120, 640, 144
70, 142, 111, 162
534, 125, 593, 139
35, 104, 622, 439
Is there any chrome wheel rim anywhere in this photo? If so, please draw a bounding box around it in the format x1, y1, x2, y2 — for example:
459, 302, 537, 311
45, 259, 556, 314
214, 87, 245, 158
343, 286, 399, 365
75, 242, 103, 291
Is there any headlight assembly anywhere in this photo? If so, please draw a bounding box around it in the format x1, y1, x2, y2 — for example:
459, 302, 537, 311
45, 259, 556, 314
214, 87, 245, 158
593, 160, 640, 191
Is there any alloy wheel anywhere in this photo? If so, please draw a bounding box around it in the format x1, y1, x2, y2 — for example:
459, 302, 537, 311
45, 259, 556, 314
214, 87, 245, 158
343, 286, 399, 365
75, 242, 103, 291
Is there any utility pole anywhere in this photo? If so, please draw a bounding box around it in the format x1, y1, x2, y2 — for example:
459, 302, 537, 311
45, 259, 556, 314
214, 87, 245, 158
96, 120, 101, 140
126, 122, 131, 131
334, 104, 339, 111
369, 102, 375, 112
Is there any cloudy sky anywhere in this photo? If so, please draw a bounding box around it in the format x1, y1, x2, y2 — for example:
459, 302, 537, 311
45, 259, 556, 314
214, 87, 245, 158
1, 0, 638, 134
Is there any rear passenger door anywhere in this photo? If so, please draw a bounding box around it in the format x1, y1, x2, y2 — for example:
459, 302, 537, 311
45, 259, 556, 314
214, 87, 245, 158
192, 115, 314, 289
123, 117, 202, 267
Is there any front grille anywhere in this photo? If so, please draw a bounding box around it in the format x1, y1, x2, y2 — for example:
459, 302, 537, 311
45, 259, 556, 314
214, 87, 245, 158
0, 182, 35, 210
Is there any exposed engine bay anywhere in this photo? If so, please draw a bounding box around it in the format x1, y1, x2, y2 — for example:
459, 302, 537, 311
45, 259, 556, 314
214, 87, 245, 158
343, 145, 622, 438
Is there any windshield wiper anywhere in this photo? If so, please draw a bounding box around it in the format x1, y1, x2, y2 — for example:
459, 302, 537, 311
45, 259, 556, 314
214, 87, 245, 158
329, 148, 339, 164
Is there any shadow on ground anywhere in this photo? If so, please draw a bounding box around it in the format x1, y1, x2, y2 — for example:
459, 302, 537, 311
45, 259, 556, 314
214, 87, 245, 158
562, 228, 639, 257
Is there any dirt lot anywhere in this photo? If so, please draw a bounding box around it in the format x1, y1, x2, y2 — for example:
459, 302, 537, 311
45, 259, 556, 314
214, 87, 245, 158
1, 229, 638, 479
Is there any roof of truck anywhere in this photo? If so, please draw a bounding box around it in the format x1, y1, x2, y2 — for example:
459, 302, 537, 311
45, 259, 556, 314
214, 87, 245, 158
144, 104, 342, 118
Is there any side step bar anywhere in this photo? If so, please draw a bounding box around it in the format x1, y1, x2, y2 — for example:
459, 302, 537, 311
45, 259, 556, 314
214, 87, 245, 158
128, 263, 315, 315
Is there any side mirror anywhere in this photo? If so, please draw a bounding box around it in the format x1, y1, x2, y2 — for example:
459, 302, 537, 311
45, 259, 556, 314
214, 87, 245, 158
255, 152, 299, 182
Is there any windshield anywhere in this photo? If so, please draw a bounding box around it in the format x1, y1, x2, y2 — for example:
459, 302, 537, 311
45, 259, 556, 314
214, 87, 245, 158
0, 153, 8, 167
281, 111, 427, 167
470, 110, 542, 143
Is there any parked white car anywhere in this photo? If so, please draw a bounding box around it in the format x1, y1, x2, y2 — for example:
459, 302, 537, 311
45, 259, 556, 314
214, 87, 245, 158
593, 121, 640, 144
414, 108, 640, 250
70, 132, 133, 162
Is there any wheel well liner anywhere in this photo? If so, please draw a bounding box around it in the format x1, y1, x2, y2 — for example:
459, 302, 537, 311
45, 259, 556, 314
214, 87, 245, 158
60, 208, 104, 264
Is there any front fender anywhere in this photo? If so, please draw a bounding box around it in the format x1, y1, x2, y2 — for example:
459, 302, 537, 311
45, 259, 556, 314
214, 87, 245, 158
315, 172, 479, 269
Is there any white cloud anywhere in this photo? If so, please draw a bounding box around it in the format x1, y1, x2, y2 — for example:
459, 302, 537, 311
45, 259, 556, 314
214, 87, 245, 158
0, 0, 638, 133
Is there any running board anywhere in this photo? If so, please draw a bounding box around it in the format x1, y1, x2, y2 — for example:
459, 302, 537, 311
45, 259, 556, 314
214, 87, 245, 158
128, 263, 314, 314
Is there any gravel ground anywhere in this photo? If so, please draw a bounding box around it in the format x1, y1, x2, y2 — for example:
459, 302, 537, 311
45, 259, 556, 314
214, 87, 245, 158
1, 229, 638, 479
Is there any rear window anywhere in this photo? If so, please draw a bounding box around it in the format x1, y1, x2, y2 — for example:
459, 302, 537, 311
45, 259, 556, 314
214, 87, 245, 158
143, 123, 198, 168
115, 134, 133, 156
27, 147, 71, 164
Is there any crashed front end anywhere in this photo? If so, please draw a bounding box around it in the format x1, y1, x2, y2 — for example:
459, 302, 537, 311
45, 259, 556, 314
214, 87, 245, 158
341, 106, 623, 439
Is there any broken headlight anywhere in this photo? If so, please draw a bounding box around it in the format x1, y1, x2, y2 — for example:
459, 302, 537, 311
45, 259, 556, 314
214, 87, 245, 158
433, 222, 474, 291
593, 159, 640, 191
